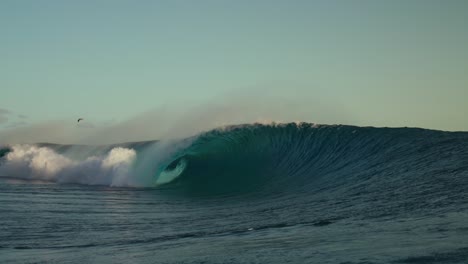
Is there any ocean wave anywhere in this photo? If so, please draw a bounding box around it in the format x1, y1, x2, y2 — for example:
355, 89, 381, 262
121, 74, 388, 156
1, 123, 468, 196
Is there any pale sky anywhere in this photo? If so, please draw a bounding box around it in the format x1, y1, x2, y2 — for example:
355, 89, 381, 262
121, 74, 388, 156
1, 0, 467, 136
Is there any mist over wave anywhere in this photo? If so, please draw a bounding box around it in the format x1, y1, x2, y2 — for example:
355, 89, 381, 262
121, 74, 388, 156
0, 89, 352, 145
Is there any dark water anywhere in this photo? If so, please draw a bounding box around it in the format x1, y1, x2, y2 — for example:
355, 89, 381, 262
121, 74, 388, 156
1, 124, 468, 263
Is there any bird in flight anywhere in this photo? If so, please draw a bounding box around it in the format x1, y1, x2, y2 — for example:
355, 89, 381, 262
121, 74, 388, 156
77, 118, 84, 123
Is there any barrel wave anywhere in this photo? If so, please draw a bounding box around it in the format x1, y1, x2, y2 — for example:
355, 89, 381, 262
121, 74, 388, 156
1, 123, 468, 199
158, 123, 468, 199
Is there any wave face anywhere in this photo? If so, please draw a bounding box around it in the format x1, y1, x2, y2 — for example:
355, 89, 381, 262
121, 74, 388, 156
1, 123, 468, 196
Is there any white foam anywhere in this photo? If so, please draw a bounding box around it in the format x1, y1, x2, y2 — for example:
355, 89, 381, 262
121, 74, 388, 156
0, 145, 137, 187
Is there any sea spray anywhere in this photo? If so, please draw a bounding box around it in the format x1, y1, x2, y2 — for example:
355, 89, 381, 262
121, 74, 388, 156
0, 145, 137, 186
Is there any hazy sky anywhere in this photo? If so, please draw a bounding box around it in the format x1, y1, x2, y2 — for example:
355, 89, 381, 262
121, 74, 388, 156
1, 0, 467, 137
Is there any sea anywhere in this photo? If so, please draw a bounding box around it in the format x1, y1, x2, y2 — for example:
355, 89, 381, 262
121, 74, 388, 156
1, 123, 467, 264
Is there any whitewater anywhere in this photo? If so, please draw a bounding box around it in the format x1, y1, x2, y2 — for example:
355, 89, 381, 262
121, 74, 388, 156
1, 123, 468, 263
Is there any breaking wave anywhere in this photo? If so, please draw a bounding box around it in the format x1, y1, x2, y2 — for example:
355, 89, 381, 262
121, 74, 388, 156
1, 123, 468, 196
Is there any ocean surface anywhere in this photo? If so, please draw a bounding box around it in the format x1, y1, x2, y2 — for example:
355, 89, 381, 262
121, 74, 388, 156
1, 123, 468, 264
